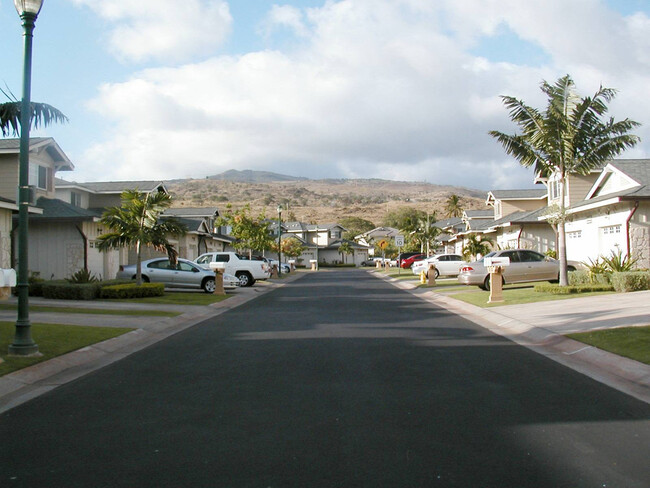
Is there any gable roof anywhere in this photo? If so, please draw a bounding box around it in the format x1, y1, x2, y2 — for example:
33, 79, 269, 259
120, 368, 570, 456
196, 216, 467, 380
29, 197, 101, 220
0, 137, 74, 171
55, 179, 167, 194
163, 207, 220, 218
488, 189, 547, 200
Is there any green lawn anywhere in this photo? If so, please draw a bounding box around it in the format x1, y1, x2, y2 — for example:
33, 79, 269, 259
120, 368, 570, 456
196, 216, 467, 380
0, 303, 180, 317
449, 285, 615, 308
568, 326, 650, 365
0, 322, 134, 376
111, 291, 232, 305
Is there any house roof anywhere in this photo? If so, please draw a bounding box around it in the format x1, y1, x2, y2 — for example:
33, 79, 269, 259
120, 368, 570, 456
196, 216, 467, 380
163, 207, 220, 218
488, 189, 547, 200
0, 137, 74, 171
356, 226, 401, 239
463, 210, 493, 218
323, 239, 371, 250
55, 179, 167, 194
284, 221, 346, 232
28, 197, 101, 220
607, 160, 650, 189
433, 217, 463, 229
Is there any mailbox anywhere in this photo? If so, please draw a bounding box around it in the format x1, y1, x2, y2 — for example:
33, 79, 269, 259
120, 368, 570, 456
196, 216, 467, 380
0, 268, 17, 287
209, 261, 227, 271
484, 256, 510, 267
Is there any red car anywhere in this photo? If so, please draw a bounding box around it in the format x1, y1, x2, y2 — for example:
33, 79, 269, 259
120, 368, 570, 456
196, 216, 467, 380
400, 253, 425, 268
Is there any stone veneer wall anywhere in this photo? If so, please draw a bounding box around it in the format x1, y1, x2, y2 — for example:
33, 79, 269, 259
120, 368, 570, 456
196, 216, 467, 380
630, 201, 650, 269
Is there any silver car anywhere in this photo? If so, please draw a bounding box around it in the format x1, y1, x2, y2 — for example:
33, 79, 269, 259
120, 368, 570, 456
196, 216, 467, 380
116, 257, 239, 293
458, 249, 571, 290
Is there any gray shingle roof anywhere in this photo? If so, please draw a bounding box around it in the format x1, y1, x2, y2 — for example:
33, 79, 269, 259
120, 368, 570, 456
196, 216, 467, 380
490, 189, 547, 199
608, 159, 650, 187
29, 197, 101, 220
164, 207, 219, 218
55, 180, 166, 193
464, 210, 493, 218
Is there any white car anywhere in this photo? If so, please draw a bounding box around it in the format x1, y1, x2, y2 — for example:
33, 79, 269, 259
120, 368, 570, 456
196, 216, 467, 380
411, 254, 466, 279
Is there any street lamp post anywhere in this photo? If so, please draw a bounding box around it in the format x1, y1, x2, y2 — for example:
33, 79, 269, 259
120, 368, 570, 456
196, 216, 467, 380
276, 205, 282, 277
9, 0, 44, 356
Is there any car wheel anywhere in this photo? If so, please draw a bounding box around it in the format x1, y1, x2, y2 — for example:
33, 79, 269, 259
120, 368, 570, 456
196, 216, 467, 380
236, 271, 253, 287
482, 275, 504, 291
434, 268, 440, 279
202, 277, 216, 293
567, 265, 576, 272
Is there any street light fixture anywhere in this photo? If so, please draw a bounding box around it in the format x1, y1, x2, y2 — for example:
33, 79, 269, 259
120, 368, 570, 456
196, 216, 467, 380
276, 205, 282, 277
9, 0, 44, 356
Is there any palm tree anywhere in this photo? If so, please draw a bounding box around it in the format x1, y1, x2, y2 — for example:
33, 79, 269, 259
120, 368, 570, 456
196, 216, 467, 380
338, 241, 354, 264
413, 213, 440, 254
462, 234, 493, 261
489, 75, 640, 285
1, 89, 68, 136
96, 190, 187, 285
445, 194, 463, 218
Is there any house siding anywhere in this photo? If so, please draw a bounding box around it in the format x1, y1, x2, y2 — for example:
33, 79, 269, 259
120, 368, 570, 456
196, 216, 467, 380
568, 173, 600, 206
0, 209, 12, 269
24, 222, 83, 279
0, 155, 19, 201
500, 200, 545, 216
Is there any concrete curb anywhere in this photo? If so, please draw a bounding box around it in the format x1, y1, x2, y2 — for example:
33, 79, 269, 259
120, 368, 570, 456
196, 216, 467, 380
0, 272, 307, 413
372, 271, 650, 405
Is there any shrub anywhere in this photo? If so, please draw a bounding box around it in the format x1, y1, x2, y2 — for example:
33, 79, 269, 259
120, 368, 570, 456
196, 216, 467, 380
602, 248, 638, 272
42, 280, 101, 300
28, 272, 45, 297
611, 271, 650, 292
569, 270, 612, 286
534, 283, 614, 294
100, 283, 165, 299
66, 268, 99, 284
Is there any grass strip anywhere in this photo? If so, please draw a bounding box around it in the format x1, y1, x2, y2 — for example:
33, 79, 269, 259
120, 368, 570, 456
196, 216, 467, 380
568, 326, 650, 365
0, 303, 179, 317
0, 322, 134, 376
112, 292, 231, 305
449, 286, 615, 308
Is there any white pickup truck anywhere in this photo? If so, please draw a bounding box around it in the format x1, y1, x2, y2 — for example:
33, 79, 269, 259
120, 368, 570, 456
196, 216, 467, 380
194, 252, 271, 287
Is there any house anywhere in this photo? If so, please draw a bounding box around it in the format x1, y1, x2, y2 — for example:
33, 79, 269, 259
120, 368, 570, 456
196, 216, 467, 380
443, 210, 494, 255
161, 206, 235, 258
284, 221, 370, 266
0, 196, 18, 269
562, 160, 650, 268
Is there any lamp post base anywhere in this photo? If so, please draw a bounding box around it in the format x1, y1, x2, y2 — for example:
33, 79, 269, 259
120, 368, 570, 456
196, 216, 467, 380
8, 343, 41, 357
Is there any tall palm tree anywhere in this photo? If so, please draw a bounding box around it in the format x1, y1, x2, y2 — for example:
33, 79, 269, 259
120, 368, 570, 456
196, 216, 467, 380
96, 190, 187, 285
413, 213, 440, 254
489, 75, 640, 285
444, 194, 463, 218
338, 241, 354, 264
1, 89, 68, 136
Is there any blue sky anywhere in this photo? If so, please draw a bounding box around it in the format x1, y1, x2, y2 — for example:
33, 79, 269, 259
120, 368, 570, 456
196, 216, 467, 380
1, 0, 650, 190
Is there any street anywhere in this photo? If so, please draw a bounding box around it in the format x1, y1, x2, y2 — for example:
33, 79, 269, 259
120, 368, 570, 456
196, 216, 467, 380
1, 269, 649, 487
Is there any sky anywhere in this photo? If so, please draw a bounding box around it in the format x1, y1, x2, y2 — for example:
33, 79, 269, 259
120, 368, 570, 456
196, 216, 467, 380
1, 0, 650, 191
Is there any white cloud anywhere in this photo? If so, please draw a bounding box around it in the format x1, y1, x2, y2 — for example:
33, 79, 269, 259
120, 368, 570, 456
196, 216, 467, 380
71, 0, 232, 63
75, 0, 650, 190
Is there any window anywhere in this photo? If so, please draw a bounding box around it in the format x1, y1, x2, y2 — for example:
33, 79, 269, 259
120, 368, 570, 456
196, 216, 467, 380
549, 180, 562, 200
28, 164, 51, 190
601, 225, 621, 235
567, 230, 582, 239
147, 259, 170, 269
71, 192, 82, 207
501, 250, 520, 263
518, 250, 545, 262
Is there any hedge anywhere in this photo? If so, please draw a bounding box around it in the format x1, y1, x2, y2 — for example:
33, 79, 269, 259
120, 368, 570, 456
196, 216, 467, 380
100, 283, 165, 299
534, 283, 614, 294
568, 270, 612, 286
611, 271, 650, 292
41, 281, 101, 300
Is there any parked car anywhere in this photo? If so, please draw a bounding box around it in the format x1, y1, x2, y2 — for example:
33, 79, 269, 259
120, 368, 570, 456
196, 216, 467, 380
194, 252, 271, 287
400, 253, 426, 269
457, 249, 577, 290
116, 258, 239, 293
411, 254, 466, 279
249, 256, 290, 274
393, 252, 423, 268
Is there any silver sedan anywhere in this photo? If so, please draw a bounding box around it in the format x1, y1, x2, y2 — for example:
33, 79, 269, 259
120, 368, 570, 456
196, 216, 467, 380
116, 257, 239, 293
457, 249, 568, 290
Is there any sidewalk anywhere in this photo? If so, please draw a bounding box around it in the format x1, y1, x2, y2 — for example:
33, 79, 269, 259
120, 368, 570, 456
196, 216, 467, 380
378, 273, 650, 405
0, 273, 306, 413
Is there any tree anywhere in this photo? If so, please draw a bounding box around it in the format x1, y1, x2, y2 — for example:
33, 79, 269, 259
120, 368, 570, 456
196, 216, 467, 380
489, 74, 640, 285
217, 205, 274, 257
412, 213, 441, 254
277, 237, 305, 261
462, 234, 493, 261
338, 241, 354, 264
1, 89, 68, 136
383, 207, 426, 251
340, 216, 375, 240
96, 190, 187, 285
444, 194, 463, 218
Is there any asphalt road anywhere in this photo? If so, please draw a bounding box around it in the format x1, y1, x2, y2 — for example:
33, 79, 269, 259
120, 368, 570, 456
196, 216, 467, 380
1, 270, 649, 487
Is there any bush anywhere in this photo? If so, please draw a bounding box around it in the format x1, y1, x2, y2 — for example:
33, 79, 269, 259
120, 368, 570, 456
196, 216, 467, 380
66, 268, 99, 283
100, 283, 165, 299
569, 270, 612, 286
611, 271, 650, 292
28, 273, 45, 297
534, 283, 614, 294
42, 280, 101, 300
